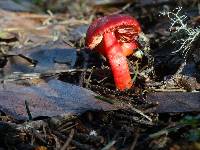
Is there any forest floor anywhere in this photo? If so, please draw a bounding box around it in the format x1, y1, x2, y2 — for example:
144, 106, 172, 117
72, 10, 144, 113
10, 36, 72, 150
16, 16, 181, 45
0, 0, 199, 150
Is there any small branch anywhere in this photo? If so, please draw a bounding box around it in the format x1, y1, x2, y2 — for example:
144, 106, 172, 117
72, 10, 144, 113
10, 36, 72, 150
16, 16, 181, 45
60, 129, 75, 150
129, 128, 140, 150
25, 100, 32, 121
101, 140, 116, 150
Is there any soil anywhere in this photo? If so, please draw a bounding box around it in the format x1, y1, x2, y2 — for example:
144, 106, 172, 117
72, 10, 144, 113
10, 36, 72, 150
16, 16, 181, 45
0, 0, 199, 150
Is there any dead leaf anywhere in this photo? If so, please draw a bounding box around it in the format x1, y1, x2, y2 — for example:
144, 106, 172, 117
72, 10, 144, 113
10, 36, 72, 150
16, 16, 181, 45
68, 25, 88, 42
0, 79, 116, 120
0, 9, 87, 46
3, 40, 77, 75
0, 0, 37, 12
146, 92, 200, 113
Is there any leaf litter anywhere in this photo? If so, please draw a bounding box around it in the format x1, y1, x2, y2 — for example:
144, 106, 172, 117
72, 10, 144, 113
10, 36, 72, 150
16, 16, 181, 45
0, 0, 199, 150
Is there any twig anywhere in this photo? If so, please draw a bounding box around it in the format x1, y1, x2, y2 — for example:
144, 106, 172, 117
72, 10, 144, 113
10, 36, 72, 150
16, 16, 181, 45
59, 123, 78, 133
0, 69, 93, 82
85, 67, 94, 88
101, 140, 116, 150
129, 129, 140, 150
130, 107, 152, 123
132, 60, 139, 82
60, 129, 75, 150
154, 88, 186, 92
58, 19, 89, 26
112, 3, 132, 14
51, 134, 61, 149
149, 125, 184, 139
25, 100, 32, 120
56, 121, 74, 131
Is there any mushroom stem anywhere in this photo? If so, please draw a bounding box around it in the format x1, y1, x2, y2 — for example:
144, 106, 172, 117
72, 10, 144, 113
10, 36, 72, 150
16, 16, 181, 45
103, 32, 133, 90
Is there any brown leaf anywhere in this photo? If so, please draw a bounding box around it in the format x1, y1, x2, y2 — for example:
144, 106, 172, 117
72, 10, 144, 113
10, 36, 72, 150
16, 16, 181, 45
146, 92, 200, 113
0, 79, 116, 120
3, 40, 77, 75
0, 9, 77, 46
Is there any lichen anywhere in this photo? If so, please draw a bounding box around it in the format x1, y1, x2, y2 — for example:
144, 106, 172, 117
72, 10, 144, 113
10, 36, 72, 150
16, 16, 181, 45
161, 7, 200, 59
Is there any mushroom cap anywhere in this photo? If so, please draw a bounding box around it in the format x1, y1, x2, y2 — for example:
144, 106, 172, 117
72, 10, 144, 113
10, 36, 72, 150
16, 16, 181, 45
86, 14, 141, 49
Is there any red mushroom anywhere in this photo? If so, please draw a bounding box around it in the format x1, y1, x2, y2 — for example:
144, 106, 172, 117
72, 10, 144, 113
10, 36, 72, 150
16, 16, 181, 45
86, 14, 141, 91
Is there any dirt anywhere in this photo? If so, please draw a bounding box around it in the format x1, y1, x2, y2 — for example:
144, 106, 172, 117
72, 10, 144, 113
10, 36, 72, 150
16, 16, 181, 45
0, 0, 199, 150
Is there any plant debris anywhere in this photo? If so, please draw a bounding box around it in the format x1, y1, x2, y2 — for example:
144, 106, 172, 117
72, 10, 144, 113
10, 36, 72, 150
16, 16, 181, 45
0, 0, 199, 150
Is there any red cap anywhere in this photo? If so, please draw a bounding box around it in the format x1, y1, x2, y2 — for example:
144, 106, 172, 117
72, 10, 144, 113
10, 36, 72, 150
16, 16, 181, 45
86, 14, 141, 50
